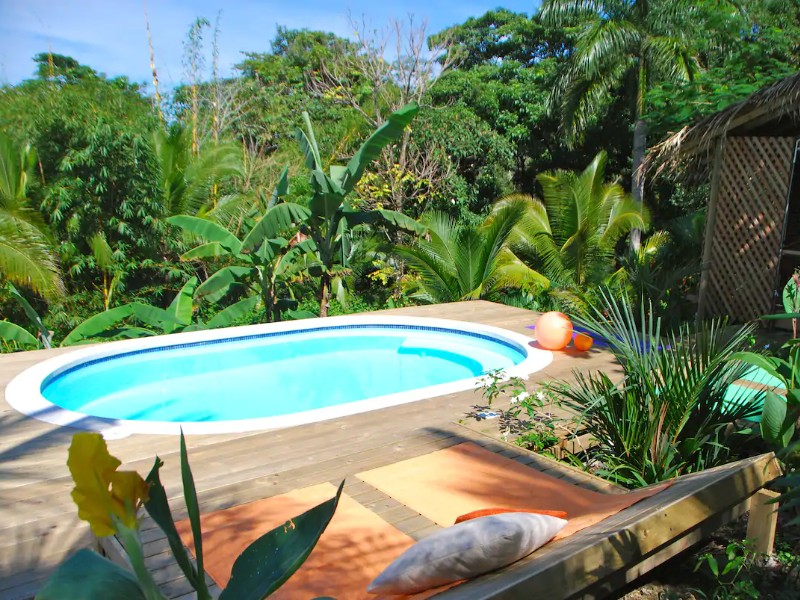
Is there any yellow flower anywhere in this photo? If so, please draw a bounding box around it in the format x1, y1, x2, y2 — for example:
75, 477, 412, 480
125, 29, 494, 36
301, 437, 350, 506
67, 432, 149, 536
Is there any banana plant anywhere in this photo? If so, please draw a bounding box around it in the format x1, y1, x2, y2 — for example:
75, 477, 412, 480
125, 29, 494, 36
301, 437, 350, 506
168, 191, 314, 323
294, 103, 426, 317
3, 279, 259, 348
0, 320, 39, 350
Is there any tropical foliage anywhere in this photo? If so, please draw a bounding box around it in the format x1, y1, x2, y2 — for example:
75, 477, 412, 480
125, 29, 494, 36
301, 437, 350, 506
398, 199, 546, 303
0, 133, 64, 298
502, 151, 648, 306
36, 432, 341, 599
550, 291, 762, 487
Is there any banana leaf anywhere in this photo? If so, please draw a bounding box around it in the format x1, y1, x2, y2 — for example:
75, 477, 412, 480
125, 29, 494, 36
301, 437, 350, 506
61, 305, 135, 346
5, 282, 51, 348
206, 295, 260, 328
35, 549, 146, 600
165, 277, 198, 333
242, 203, 311, 253
195, 266, 254, 303
295, 113, 323, 171
181, 242, 230, 261
168, 215, 242, 255
268, 166, 290, 209
343, 208, 426, 235
339, 102, 418, 194
129, 303, 184, 331
218, 481, 344, 600
0, 321, 38, 347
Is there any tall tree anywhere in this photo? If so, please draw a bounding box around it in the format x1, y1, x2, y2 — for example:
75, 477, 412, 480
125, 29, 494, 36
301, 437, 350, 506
310, 16, 459, 216
540, 0, 702, 244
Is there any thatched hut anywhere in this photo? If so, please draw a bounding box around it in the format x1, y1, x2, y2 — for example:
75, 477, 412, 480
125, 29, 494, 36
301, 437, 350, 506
652, 72, 800, 322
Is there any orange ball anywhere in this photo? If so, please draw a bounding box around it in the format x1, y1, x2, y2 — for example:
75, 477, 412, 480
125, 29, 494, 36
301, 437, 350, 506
535, 311, 573, 350
573, 332, 594, 351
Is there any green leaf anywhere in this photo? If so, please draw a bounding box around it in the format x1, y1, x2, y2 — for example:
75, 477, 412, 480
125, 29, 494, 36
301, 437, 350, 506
268, 166, 290, 209
165, 277, 198, 333
129, 303, 184, 331
206, 295, 260, 328
168, 215, 242, 255
5, 281, 51, 347
284, 309, 317, 320
295, 113, 323, 171
180, 431, 211, 598
195, 266, 254, 303
783, 276, 800, 313
181, 242, 230, 261
218, 481, 344, 600
343, 209, 426, 235
761, 391, 791, 448
61, 304, 136, 346
761, 312, 800, 320
730, 352, 784, 386
241, 203, 311, 254
143, 458, 208, 596
35, 549, 146, 600
340, 103, 419, 194
329, 164, 348, 188
0, 320, 39, 347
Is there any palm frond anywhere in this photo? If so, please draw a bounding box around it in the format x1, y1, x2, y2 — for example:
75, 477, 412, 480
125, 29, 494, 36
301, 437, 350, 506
0, 217, 64, 297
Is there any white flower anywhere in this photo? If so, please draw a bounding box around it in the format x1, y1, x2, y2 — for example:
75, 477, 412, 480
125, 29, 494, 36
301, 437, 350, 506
511, 391, 530, 404
535, 391, 546, 401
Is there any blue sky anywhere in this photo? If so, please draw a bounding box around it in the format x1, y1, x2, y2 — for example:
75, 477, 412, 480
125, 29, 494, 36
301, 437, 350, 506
0, 1, 540, 89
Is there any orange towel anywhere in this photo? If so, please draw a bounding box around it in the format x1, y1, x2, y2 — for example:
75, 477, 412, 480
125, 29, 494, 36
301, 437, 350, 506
175, 483, 442, 599
357, 442, 669, 539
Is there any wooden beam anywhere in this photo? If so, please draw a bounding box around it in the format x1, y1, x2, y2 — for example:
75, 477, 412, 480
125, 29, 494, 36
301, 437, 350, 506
697, 138, 726, 321
443, 453, 781, 599
580, 495, 753, 599
746, 488, 780, 555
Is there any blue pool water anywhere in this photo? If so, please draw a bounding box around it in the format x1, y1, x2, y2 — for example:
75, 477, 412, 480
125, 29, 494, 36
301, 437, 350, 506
42, 325, 526, 423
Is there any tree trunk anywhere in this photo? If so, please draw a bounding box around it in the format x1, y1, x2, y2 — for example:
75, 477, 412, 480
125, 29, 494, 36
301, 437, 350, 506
630, 117, 647, 250
319, 272, 331, 318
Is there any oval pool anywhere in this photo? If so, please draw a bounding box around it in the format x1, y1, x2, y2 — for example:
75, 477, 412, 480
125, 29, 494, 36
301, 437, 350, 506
6, 315, 551, 436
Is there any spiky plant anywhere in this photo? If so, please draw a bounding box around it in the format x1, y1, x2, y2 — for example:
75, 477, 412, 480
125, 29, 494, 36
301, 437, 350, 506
398, 199, 547, 304
550, 290, 761, 487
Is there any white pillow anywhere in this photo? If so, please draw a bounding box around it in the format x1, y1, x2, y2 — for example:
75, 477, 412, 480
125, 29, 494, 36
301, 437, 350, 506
367, 512, 567, 594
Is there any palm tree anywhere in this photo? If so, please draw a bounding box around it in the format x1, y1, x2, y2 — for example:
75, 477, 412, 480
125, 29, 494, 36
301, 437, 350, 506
504, 151, 648, 293
151, 123, 244, 217
397, 199, 547, 304
540, 0, 701, 234
0, 133, 64, 298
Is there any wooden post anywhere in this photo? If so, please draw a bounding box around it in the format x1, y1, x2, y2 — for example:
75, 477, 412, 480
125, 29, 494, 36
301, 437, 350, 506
697, 138, 726, 322
746, 488, 780, 554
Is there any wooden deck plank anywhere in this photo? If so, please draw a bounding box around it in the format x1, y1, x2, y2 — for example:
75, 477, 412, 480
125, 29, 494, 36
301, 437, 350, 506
0, 301, 619, 597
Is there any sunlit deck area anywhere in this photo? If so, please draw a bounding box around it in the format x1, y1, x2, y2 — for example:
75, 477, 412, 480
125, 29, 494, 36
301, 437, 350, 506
0, 300, 625, 598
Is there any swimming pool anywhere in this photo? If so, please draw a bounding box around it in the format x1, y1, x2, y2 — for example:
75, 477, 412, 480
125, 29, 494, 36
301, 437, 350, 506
6, 315, 552, 437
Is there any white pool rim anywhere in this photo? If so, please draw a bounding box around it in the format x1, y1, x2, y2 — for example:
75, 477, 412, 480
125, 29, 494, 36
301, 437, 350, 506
5, 314, 552, 438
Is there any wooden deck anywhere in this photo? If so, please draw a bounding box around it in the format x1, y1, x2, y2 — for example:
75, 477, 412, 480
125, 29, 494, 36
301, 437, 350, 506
0, 301, 621, 599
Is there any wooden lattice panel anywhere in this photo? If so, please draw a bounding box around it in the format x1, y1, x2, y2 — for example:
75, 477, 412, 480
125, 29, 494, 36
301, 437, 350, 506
704, 136, 795, 321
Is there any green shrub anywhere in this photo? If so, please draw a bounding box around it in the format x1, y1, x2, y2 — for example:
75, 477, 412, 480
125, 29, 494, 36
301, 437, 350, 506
549, 291, 762, 487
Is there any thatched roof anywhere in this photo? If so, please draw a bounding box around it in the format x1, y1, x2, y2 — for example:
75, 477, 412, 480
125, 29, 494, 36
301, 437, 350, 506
648, 71, 800, 177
